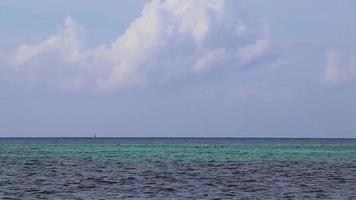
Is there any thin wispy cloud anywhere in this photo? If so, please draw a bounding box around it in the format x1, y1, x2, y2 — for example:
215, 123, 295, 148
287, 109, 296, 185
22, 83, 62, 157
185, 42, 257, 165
323, 50, 356, 85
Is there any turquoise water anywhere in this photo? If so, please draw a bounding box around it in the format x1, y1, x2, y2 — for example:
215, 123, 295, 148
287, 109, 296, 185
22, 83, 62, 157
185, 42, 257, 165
1, 138, 356, 162
1, 138, 356, 199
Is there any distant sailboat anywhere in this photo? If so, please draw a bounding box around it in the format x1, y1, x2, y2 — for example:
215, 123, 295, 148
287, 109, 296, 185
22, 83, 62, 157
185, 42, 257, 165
93, 133, 97, 140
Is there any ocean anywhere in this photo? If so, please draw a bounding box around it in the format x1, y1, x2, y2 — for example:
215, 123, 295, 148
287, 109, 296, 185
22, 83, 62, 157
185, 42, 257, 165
1, 138, 356, 199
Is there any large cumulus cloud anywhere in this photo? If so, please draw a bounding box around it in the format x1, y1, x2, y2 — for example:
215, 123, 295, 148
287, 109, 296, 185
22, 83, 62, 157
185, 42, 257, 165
10, 0, 272, 92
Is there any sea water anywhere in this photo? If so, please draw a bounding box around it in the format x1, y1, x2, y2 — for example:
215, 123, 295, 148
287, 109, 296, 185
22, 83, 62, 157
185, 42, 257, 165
1, 138, 356, 199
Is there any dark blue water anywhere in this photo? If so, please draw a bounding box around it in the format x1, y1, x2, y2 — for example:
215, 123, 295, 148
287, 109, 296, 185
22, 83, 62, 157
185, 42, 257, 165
1, 138, 356, 199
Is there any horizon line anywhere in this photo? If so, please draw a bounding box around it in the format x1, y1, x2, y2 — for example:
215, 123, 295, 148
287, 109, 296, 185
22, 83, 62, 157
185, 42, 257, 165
1, 136, 356, 139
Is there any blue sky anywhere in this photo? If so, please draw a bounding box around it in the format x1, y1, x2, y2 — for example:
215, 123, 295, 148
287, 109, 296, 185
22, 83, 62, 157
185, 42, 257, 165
1, 0, 356, 137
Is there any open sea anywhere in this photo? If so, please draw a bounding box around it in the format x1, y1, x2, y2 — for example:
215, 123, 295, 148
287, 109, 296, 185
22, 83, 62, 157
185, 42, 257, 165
1, 138, 356, 199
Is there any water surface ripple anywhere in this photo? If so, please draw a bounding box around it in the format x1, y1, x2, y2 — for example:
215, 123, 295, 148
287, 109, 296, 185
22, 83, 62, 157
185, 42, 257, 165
1, 138, 356, 199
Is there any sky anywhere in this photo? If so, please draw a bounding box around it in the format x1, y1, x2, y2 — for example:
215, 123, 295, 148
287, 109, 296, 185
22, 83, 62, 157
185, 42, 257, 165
1, 0, 356, 138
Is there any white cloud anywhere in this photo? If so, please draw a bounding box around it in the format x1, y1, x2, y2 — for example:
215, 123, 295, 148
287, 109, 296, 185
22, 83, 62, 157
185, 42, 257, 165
10, 16, 86, 65
236, 39, 269, 65
193, 48, 230, 73
323, 50, 356, 85
9, 0, 272, 92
